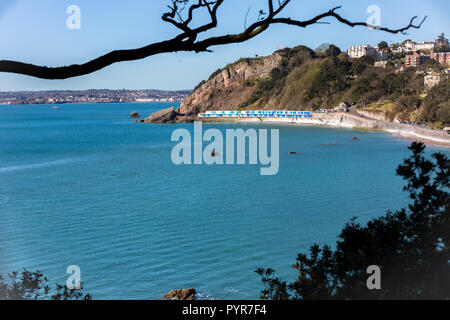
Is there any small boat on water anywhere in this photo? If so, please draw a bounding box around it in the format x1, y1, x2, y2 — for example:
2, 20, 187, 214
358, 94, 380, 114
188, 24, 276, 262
51, 106, 60, 110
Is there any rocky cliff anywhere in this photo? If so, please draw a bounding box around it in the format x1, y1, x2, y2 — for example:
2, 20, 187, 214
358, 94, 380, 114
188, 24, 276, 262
180, 53, 283, 115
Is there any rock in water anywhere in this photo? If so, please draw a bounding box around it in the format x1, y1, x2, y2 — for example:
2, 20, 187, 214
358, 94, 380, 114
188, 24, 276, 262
163, 288, 196, 300
130, 111, 140, 118
144, 107, 177, 123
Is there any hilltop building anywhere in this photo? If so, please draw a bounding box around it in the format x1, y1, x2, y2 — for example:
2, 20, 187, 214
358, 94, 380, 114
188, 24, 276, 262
402, 40, 435, 52
347, 45, 389, 61
416, 42, 436, 51
347, 45, 377, 59
431, 51, 450, 66
405, 52, 430, 67
389, 34, 448, 55
404, 50, 450, 68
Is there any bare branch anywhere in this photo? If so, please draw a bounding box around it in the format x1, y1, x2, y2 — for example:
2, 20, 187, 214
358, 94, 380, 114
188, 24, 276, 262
270, 6, 427, 35
0, 1, 427, 79
162, 1, 191, 33
268, 0, 274, 15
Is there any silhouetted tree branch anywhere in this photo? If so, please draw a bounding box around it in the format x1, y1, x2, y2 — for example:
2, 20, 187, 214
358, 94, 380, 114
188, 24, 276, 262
0, 0, 426, 80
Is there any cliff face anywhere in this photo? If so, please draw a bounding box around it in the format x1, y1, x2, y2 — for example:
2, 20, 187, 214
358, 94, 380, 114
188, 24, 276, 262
180, 53, 282, 115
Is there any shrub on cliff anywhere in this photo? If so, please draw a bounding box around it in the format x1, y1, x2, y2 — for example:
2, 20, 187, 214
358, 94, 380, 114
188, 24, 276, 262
257, 142, 450, 299
350, 55, 375, 75
421, 78, 450, 125
395, 95, 421, 113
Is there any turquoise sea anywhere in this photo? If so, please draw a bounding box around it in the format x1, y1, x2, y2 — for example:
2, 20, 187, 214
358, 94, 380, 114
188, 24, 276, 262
1, 102, 449, 300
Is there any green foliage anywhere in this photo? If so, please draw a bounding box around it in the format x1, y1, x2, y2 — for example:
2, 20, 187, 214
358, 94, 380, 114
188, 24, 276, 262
350, 55, 375, 75
325, 44, 341, 57
378, 41, 389, 50
0, 269, 92, 300
421, 78, 450, 124
257, 143, 450, 300
395, 95, 421, 113
423, 59, 443, 71
435, 45, 450, 53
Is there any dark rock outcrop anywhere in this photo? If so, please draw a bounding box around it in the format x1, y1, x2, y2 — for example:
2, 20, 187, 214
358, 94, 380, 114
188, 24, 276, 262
130, 111, 140, 118
163, 288, 196, 300
144, 107, 177, 123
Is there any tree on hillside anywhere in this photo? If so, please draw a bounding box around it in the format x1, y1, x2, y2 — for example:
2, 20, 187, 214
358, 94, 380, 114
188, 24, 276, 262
420, 78, 450, 125
0, 0, 426, 80
378, 41, 389, 49
326, 45, 341, 57
350, 55, 375, 75
394, 69, 414, 96
256, 142, 450, 300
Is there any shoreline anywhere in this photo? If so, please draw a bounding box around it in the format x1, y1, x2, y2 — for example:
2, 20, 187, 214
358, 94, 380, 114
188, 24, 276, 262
193, 114, 450, 147
0, 101, 183, 106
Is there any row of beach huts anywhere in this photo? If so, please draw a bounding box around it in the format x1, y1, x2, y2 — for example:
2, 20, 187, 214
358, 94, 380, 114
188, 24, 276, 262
198, 110, 313, 118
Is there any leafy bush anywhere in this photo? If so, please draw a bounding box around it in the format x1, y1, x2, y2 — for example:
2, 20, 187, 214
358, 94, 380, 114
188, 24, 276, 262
257, 143, 450, 300
0, 269, 92, 300
421, 78, 450, 124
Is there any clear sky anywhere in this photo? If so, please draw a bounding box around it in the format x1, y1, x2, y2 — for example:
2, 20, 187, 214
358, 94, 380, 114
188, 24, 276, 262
0, 0, 448, 91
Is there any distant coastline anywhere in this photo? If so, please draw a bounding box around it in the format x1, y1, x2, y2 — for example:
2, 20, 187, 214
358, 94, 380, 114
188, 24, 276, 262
0, 89, 191, 105
0, 100, 184, 106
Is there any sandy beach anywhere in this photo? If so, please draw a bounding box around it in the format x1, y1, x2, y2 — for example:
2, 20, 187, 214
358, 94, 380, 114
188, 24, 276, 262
196, 113, 450, 147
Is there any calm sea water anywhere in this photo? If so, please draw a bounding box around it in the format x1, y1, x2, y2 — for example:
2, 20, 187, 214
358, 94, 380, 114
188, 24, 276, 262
1, 102, 448, 300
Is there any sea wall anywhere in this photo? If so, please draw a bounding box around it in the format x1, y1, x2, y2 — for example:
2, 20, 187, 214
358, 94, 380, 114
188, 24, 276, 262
358, 110, 391, 122
193, 113, 450, 146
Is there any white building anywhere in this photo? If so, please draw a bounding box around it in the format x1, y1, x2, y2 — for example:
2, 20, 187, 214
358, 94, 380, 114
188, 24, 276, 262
416, 42, 436, 51
403, 40, 416, 52
347, 45, 377, 59
348, 45, 390, 61
399, 40, 435, 52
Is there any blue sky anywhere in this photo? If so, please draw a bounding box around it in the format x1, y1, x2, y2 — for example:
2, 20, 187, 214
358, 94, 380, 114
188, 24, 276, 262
0, 0, 448, 91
